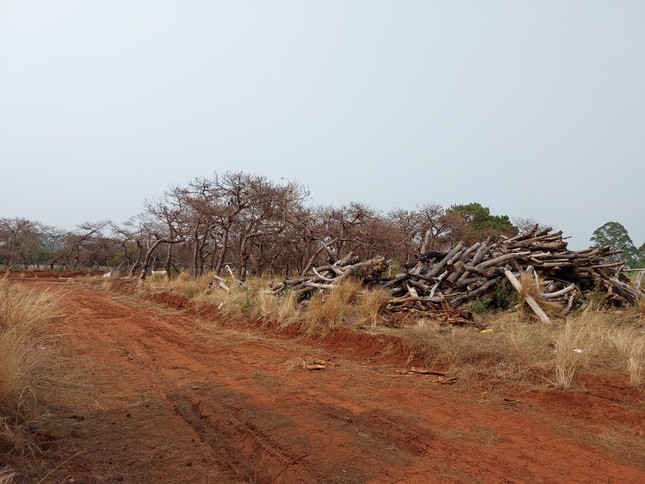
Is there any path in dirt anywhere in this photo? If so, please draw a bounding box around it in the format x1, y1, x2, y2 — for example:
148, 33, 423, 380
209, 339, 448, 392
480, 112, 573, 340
7, 276, 645, 483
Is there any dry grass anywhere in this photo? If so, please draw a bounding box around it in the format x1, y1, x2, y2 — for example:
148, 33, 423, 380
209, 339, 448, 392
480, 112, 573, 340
166, 272, 213, 298
143, 271, 256, 320
190, 274, 277, 322
173, 273, 389, 334
386, 306, 645, 390
551, 310, 599, 389
517, 271, 540, 302
253, 291, 301, 327
358, 287, 392, 328
308, 278, 363, 332
0, 467, 16, 484
401, 320, 519, 376
607, 324, 645, 387
307, 278, 380, 333
0, 281, 57, 339
0, 279, 59, 454
192, 284, 250, 320
637, 297, 645, 318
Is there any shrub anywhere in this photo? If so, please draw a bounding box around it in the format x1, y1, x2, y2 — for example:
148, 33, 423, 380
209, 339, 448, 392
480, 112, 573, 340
491, 281, 519, 310
471, 297, 492, 314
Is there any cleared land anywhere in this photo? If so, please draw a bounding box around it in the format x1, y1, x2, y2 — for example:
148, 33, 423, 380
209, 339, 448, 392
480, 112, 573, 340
2, 273, 644, 483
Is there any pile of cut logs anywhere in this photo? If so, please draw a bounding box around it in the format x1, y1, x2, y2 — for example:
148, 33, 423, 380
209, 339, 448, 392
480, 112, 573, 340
266, 226, 645, 323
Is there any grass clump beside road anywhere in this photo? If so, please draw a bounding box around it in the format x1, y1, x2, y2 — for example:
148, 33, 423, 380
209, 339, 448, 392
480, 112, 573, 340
395, 305, 645, 390
0, 279, 59, 455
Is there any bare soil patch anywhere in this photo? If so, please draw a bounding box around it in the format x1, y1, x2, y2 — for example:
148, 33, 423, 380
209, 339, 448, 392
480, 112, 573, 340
2, 275, 644, 483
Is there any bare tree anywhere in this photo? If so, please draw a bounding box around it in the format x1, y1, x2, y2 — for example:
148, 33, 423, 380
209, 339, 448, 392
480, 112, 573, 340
141, 191, 187, 279
0, 218, 46, 269
512, 217, 550, 234
53, 220, 112, 269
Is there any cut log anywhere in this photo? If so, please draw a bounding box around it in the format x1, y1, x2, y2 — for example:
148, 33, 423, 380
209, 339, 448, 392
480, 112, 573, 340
504, 270, 551, 324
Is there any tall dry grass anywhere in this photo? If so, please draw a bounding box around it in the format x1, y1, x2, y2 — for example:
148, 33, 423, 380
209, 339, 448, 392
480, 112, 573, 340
0, 467, 16, 484
358, 287, 392, 328
607, 323, 645, 387
0, 279, 59, 454
177, 272, 390, 333
637, 297, 645, 318
306, 279, 391, 333
253, 290, 301, 328
551, 309, 600, 389
389, 306, 645, 389
165, 271, 214, 298
308, 278, 363, 331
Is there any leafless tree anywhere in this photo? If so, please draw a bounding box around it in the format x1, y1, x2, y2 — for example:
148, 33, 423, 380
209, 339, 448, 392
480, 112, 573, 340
0, 218, 47, 269
512, 217, 550, 233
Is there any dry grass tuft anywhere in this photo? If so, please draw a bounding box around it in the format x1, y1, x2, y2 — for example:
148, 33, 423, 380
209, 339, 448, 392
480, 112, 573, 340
0, 280, 59, 454
253, 290, 301, 327
167, 272, 214, 298
0, 281, 57, 339
197, 275, 279, 320
358, 288, 392, 328
386, 306, 645, 390
636, 297, 645, 318
608, 325, 644, 387
308, 278, 363, 332
192, 284, 250, 320
551, 310, 599, 389
0, 467, 16, 484
501, 313, 553, 363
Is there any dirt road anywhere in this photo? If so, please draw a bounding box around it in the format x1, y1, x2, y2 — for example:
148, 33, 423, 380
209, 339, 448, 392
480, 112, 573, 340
7, 276, 645, 483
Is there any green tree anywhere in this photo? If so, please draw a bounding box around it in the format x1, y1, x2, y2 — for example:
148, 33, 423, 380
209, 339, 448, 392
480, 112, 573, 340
446, 202, 517, 243
590, 221, 637, 266
635, 242, 645, 268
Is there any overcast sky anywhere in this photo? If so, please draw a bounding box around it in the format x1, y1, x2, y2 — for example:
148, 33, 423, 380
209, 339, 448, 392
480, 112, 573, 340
1, 1, 643, 249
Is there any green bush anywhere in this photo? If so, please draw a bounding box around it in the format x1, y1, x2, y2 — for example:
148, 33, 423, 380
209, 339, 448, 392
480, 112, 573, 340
491, 281, 519, 310
471, 296, 492, 314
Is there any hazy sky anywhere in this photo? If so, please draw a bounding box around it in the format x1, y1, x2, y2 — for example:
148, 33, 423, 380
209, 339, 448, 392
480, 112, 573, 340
1, 1, 644, 249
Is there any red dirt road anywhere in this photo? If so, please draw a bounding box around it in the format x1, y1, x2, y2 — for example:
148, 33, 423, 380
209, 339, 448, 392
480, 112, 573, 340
6, 276, 645, 483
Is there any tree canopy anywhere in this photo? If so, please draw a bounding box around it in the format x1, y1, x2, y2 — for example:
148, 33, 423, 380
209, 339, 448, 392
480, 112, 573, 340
445, 202, 517, 243
590, 221, 640, 267
0, 172, 576, 277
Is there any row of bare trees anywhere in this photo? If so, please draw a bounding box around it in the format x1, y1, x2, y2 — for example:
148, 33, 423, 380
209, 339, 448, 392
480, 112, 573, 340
1, 171, 522, 279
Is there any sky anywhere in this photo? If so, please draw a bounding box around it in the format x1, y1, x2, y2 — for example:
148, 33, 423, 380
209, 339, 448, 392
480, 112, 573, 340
1, 1, 644, 249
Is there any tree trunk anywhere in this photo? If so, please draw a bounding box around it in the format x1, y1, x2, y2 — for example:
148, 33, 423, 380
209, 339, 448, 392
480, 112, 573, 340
128, 241, 144, 278
214, 227, 229, 275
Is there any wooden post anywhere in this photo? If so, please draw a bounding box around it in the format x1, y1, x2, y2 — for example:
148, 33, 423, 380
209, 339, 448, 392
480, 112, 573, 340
504, 269, 552, 324
635, 270, 644, 290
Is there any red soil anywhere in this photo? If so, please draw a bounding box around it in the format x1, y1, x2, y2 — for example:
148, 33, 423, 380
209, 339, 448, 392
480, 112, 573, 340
3, 274, 644, 483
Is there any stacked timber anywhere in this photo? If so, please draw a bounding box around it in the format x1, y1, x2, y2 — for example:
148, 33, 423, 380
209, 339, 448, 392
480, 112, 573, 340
266, 226, 645, 321
266, 253, 388, 301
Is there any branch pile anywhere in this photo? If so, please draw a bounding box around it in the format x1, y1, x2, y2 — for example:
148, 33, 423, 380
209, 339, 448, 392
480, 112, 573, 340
266, 253, 388, 301
266, 226, 644, 321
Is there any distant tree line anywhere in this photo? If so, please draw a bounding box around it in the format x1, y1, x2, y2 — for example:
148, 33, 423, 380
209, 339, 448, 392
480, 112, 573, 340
1, 171, 642, 278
